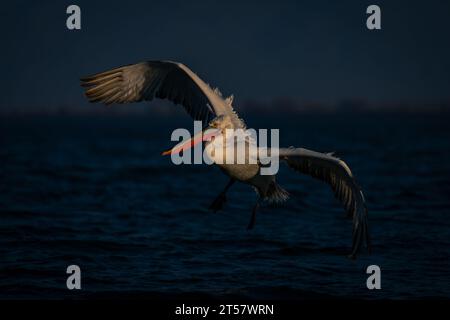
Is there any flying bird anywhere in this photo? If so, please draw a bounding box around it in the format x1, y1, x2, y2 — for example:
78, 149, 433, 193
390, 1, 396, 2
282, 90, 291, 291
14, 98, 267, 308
80, 61, 370, 258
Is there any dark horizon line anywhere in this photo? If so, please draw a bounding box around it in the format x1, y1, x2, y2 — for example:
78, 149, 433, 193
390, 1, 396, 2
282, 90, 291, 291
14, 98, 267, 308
1, 97, 450, 116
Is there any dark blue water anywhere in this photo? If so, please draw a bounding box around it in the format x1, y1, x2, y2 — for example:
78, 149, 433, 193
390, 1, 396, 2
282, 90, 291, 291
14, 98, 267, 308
1, 114, 449, 299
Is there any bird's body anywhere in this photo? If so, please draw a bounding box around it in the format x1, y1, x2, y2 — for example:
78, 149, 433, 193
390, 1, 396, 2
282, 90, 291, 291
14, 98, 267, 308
81, 60, 370, 258
205, 132, 282, 200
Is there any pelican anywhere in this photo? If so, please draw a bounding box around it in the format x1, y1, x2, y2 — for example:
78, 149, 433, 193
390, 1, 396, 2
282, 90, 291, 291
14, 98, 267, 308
80, 61, 370, 258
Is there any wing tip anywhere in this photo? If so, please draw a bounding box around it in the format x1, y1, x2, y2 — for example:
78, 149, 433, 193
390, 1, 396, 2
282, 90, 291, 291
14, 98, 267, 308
348, 205, 371, 259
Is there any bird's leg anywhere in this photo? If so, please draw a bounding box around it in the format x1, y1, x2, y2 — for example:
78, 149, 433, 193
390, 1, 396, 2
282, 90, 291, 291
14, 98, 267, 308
209, 179, 235, 212
247, 197, 261, 230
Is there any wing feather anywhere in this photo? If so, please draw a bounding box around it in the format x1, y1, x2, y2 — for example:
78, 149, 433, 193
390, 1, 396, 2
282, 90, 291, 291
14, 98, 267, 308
279, 147, 370, 258
80, 60, 244, 126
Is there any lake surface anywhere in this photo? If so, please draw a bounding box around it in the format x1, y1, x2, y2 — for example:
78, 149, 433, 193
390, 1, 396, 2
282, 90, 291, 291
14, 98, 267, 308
1, 113, 449, 299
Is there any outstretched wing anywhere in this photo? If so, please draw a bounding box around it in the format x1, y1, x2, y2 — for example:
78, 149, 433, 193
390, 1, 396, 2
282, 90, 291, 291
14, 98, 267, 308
80, 60, 239, 125
279, 147, 370, 258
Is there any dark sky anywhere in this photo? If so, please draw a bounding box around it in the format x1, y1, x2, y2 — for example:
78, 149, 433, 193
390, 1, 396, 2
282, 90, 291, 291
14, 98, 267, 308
1, 0, 450, 112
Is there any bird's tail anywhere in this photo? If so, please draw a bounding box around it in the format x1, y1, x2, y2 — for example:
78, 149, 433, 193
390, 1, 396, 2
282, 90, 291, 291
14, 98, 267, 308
265, 182, 289, 204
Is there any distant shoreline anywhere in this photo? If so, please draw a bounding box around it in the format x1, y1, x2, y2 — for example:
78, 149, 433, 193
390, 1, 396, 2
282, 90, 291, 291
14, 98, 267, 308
1, 99, 450, 117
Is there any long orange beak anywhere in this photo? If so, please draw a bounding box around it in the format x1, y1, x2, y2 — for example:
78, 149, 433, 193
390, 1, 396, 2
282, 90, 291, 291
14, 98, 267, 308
161, 128, 221, 156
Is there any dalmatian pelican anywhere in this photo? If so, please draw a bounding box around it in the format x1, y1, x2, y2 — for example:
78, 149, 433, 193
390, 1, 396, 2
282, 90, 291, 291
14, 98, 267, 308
80, 60, 370, 258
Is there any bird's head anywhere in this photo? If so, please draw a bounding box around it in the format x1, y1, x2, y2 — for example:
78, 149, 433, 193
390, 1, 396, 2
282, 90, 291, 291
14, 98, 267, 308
160, 117, 227, 156
208, 115, 234, 132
